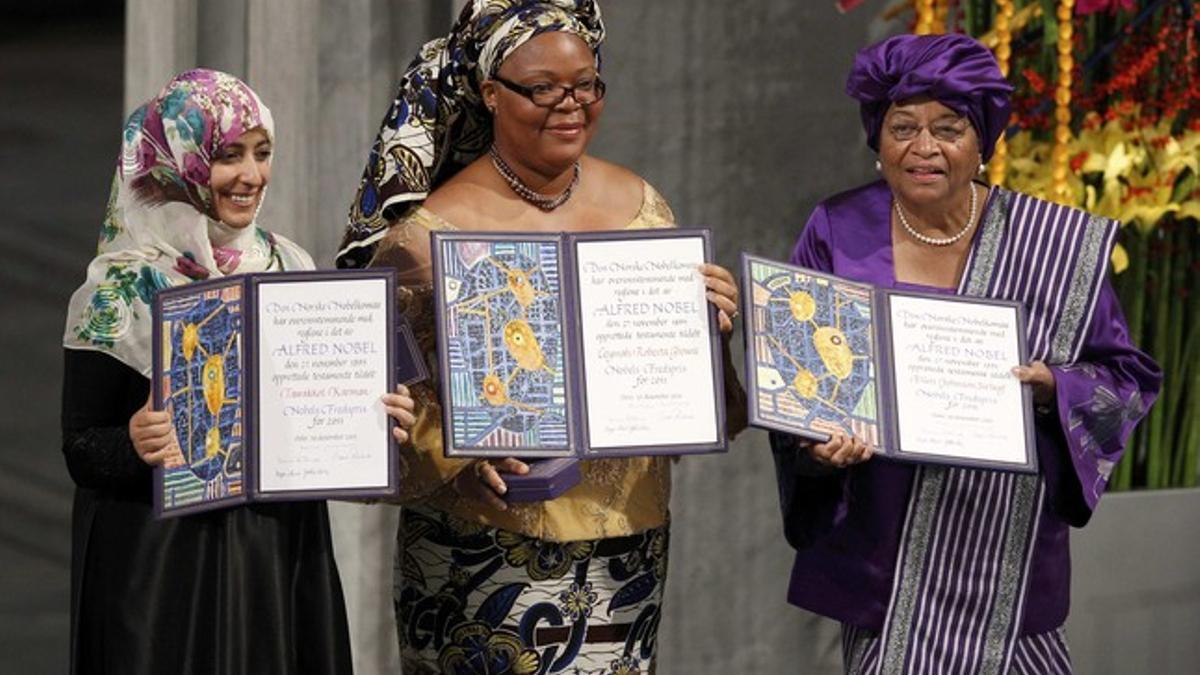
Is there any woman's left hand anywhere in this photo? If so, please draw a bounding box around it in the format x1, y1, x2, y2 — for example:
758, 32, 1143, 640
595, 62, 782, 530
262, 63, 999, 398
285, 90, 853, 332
699, 263, 740, 334
382, 384, 417, 444
1011, 361, 1056, 406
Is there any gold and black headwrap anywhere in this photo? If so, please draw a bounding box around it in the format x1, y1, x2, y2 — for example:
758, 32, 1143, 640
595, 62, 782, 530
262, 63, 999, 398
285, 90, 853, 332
336, 0, 604, 268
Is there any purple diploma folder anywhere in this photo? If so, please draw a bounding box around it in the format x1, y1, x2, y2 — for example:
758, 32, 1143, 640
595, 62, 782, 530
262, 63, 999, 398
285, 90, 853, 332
151, 269, 421, 517
431, 229, 728, 499
741, 253, 1037, 473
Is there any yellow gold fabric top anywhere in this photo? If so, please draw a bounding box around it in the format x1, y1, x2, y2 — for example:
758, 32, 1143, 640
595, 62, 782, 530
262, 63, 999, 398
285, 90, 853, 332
371, 182, 679, 542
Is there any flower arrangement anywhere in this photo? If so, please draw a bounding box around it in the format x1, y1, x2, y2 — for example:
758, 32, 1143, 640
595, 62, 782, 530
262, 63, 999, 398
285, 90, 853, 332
850, 1, 1200, 488
978, 0, 1199, 489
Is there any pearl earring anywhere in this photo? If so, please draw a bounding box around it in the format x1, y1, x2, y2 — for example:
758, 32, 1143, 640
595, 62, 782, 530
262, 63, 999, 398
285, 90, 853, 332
874, 159, 882, 172
979, 162, 986, 174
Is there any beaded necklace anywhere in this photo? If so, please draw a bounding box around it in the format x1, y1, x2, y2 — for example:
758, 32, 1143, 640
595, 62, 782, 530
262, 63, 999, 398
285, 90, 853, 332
489, 145, 580, 211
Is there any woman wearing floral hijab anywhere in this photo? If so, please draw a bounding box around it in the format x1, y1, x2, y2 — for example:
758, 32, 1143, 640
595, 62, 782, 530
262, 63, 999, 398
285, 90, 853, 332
61, 69, 359, 674
339, 1, 745, 672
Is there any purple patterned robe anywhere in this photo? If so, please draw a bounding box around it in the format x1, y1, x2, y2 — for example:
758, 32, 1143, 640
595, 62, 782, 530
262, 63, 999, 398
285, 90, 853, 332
771, 181, 1161, 672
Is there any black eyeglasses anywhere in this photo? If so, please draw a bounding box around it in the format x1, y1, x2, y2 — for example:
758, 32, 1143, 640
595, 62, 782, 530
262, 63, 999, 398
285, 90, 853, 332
492, 75, 606, 108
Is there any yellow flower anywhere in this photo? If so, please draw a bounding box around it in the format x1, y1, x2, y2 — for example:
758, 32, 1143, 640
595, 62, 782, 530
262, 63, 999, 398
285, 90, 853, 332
1110, 243, 1129, 275
1103, 141, 1133, 185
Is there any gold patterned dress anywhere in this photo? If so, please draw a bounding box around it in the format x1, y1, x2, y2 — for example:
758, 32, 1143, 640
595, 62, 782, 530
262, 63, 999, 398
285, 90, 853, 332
371, 181, 743, 675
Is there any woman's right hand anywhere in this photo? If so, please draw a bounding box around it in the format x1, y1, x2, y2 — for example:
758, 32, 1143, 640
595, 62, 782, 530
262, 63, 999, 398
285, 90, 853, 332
452, 458, 530, 511
129, 393, 185, 468
806, 433, 872, 468
382, 384, 417, 445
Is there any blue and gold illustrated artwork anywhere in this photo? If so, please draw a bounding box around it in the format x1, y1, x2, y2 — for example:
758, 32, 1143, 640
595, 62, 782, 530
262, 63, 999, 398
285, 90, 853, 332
441, 239, 569, 452
159, 284, 245, 509
749, 259, 880, 444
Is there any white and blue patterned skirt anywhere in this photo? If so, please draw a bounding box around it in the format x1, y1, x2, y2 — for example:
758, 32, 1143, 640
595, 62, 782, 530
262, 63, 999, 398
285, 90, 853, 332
395, 505, 668, 675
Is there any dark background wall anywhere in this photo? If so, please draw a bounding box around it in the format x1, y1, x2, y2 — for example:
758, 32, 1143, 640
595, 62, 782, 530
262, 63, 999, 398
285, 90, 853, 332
1, 3, 123, 674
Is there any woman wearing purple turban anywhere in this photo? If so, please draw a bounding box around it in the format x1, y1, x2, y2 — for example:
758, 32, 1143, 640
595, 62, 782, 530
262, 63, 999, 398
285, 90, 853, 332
770, 34, 1160, 674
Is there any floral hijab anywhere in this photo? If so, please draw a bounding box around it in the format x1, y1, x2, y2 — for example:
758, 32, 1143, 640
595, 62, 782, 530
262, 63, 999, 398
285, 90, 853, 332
335, 0, 605, 269
63, 69, 312, 377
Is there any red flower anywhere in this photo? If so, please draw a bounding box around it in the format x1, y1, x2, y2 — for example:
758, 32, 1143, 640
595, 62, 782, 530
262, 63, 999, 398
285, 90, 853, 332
1023, 68, 1048, 95
1076, 0, 1134, 16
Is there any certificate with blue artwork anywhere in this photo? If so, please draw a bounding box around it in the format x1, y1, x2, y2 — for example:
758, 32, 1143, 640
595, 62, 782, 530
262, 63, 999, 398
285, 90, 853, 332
741, 254, 1037, 473
431, 229, 727, 473
151, 269, 419, 517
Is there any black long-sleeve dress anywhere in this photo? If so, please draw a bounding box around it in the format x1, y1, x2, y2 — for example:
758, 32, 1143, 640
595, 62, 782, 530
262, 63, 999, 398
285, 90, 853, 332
62, 349, 353, 675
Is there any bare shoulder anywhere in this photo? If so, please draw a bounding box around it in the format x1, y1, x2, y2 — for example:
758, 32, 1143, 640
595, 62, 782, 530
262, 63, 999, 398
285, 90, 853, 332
422, 161, 501, 228
581, 156, 646, 213
421, 182, 476, 224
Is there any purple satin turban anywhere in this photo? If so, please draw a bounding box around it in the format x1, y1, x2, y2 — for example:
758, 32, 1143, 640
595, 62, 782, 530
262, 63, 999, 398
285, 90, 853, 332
845, 33, 1014, 161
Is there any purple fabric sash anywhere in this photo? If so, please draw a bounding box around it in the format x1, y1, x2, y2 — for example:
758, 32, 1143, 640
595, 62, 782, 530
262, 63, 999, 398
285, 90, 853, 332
870, 188, 1117, 675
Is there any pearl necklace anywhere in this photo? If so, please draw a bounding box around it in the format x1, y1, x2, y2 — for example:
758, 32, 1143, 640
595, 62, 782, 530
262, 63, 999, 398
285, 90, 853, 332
489, 145, 580, 211
894, 183, 978, 246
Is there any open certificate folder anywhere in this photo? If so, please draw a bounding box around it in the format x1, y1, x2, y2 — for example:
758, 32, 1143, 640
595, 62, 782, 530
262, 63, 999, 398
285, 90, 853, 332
431, 229, 728, 499
741, 254, 1037, 473
150, 269, 422, 517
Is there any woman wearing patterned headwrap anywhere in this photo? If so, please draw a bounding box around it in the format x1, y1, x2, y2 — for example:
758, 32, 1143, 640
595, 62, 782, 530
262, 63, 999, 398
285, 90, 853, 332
61, 69, 387, 674
338, 2, 746, 672
768, 34, 1160, 675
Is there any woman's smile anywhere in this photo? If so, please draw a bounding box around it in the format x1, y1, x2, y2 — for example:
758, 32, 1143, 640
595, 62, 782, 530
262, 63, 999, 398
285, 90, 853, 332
226, 191, 258, 207
904, 164, 946, 183
545, 122, 584, 139
215, 188, 262, 221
